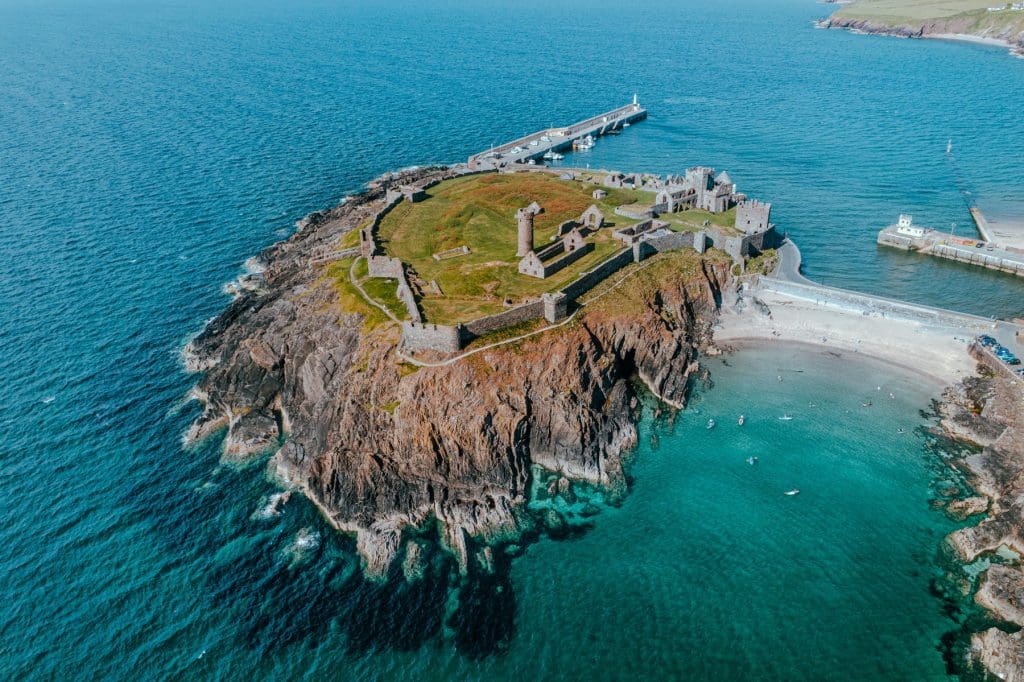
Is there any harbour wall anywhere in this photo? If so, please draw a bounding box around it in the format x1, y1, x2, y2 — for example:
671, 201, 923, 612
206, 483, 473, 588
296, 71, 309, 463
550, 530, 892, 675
931, 244, 1024, 277
758, 277, 994, 332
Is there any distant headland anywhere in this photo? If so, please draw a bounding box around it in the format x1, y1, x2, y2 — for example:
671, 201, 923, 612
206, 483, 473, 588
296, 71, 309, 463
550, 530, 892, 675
819, 0, 1024, 57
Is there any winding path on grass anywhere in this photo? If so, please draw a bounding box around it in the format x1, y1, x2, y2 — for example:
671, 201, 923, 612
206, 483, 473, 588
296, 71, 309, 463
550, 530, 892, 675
348, 256, 402, 324
346, 253, 663, 368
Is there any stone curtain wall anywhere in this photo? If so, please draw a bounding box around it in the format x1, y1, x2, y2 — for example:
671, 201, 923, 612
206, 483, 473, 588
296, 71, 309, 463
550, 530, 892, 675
395, 273, 422, 323
401, 232, 713, 352
542, 242, 594, 278
644, 231, 694, 253
708, 226, 782, 267
401, 322, 463, 353
360, 195, 404, 258
560, 248, 635, 300
463, 301, 545, 337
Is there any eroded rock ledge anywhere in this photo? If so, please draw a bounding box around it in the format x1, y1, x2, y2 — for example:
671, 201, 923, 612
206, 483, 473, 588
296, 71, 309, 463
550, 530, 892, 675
940, 348, 1024, 678
185, 166, 729, 578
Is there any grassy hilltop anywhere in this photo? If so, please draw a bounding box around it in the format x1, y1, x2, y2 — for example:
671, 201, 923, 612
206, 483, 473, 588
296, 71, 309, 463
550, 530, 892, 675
831, 0, 1024, 46
368, 172, 734, 325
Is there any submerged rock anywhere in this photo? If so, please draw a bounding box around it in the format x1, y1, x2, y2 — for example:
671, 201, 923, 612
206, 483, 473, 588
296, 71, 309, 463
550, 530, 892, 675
947, 496, 989, 520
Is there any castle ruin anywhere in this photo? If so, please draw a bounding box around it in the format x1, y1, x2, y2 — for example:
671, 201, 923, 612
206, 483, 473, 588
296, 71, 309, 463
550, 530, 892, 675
516, 208, 535, 257
652, 166, 742, 215
735, 199, 772, 234
356, 164, 780, 355
517, 203, 602, 279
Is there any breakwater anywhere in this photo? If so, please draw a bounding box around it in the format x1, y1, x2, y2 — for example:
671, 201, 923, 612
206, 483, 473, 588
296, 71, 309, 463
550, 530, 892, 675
468, 100, 647, 170
877, 224, 1024, 278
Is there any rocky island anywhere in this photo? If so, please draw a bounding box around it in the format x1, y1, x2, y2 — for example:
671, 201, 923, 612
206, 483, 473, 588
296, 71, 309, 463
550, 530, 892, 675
183, 106, 1024, 676
184, 160, 780, 577
820, 0, 1024, 57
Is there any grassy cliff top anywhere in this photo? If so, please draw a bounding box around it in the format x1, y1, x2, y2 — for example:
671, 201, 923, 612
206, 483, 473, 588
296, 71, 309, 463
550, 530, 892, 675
837, 0, 997, 21
376, 172, 648, 324
835, 0, 1024, 36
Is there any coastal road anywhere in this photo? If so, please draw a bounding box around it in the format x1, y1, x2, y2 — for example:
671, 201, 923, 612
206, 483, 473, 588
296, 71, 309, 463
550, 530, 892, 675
770, 239, 813, 285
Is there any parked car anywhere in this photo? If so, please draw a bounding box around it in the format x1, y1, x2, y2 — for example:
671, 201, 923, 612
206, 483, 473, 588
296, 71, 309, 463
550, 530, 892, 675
979, 335, 997, 347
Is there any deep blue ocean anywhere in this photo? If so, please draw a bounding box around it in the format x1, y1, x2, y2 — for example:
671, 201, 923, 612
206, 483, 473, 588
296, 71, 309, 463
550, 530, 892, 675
1, 0, 1022, 678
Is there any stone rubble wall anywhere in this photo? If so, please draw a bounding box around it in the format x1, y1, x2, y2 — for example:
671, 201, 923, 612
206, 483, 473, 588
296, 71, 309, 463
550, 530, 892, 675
366, 255, 404, 279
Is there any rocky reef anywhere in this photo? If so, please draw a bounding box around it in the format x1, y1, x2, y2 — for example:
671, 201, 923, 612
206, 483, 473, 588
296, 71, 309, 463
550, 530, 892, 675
939, 348, 1024, 678
184, 166, 729, 578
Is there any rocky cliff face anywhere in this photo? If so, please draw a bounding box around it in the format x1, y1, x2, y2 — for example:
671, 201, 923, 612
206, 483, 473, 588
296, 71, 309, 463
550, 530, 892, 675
185, 169, 729, 578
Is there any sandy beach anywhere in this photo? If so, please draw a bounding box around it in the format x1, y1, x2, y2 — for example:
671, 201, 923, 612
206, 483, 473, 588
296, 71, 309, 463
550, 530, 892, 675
928, 33, 1011, 48
714, 284, 989, 385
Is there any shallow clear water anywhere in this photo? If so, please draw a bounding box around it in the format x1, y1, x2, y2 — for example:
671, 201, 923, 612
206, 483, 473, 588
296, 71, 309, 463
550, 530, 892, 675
1, 0, 1018, 678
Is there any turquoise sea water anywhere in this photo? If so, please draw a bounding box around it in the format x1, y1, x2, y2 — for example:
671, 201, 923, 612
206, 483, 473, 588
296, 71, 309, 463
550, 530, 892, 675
2, 0, 1021, 678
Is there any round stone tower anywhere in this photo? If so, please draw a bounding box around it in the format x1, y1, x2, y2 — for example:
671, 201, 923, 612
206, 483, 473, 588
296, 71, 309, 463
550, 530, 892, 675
516, 208, 534, 257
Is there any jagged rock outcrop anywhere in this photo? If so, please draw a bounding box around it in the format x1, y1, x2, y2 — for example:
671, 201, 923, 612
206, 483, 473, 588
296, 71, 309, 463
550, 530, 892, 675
185, 167, 729, 578
939, 349, 1024, 679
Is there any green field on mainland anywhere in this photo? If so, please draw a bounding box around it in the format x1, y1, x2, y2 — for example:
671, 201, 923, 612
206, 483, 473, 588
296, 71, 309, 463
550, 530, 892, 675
376, 172, 649, 324
836, 0, 1024, 32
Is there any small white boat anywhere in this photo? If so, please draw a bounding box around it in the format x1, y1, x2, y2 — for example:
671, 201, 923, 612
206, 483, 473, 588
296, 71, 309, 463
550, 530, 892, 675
706, 418, 716, 430
745, 456, 758, 465
527, 159, 536, 165
623, 122, 631, 127
778, 414, 793, 421
784, 489, 800, 496
738, 415, 745, 426
542, 151, 564, 161
573, 134, 595, 150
